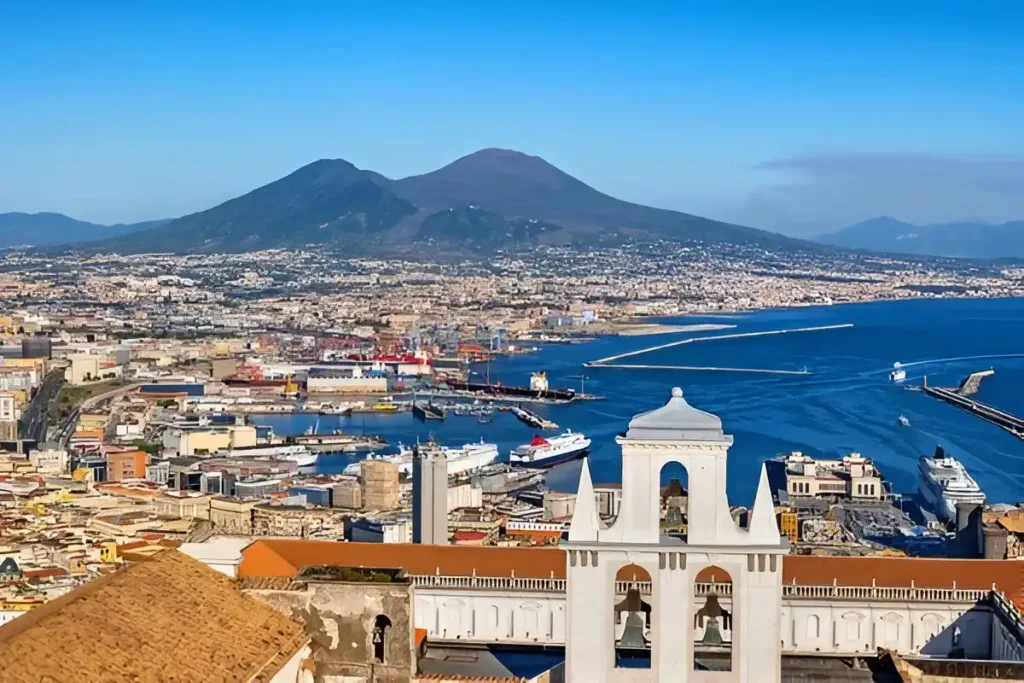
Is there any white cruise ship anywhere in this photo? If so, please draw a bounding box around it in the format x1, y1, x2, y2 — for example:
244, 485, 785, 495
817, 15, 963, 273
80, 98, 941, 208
220, 445, 318, 468
917, 446, 985, 523
510, 430, 591, 468
344, 439, 498, 477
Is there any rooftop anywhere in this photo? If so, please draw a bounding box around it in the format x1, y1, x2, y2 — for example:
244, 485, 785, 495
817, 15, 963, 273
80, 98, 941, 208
0, 550, 308, 682
624, 387, 727, 442
237, 540, 1024, 605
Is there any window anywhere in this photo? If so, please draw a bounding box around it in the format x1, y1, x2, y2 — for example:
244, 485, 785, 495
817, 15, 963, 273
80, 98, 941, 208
807, 614, 820, 639
372, 614, 392, 663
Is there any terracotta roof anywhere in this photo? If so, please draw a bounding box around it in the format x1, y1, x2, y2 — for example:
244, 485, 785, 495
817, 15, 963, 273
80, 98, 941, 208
996, 509, 1024, 534
783, 555, 1024, 604
239, 541, 1024, 604
0, 550, 308, 682
239, 540, 565, 580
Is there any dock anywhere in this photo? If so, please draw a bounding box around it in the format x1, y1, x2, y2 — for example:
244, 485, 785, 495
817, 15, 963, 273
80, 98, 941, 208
412, 401, 446, 421
922, 375, 1024, 439
583, 323, 853, 373
511, 406, 558, 430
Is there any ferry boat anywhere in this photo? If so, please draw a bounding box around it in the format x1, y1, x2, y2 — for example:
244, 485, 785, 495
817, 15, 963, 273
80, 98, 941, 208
917, 446, 985, 523
343, 439, 498, 477
890, 362, 907, 382
510, 430, 591, 468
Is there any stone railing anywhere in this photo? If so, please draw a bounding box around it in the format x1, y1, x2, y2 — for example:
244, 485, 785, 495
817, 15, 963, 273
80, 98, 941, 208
410, 574, 990, 604
993, 589, 1024, 632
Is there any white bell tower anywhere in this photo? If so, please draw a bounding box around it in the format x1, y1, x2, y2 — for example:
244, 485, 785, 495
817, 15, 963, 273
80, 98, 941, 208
565, 387, 786, 682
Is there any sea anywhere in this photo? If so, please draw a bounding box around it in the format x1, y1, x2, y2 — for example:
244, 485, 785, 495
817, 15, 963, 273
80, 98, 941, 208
255, 297, 1024, 508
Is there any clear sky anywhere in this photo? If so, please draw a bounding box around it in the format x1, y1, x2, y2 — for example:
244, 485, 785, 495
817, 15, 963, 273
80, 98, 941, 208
2, 1, 1022, 234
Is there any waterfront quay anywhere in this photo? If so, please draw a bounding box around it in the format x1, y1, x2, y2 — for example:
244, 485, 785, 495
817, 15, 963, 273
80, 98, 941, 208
923, 377, 1024, 439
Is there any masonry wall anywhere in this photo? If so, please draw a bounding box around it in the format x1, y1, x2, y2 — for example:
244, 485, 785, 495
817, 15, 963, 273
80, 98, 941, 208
248, 581, 415, 683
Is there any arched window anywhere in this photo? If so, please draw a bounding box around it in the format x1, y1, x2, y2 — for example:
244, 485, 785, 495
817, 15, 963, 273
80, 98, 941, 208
372, 614, 392, 663
807, 614, 820, 639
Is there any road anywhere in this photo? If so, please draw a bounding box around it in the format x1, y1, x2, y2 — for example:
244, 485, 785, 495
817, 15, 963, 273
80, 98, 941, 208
53, 382, 145, 448
18, 371, 66, 442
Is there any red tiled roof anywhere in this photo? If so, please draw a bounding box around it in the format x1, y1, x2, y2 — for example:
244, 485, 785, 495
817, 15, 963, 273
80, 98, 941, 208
239, 540, 1024, 605
239, 540, 564, 580
23, 568, 68, 579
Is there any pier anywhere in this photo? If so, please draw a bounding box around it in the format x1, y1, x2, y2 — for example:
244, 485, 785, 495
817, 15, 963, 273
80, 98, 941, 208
511, 406, 558, 430
923, 375, 1024, 439
584, 323, 853, 373
955, 369, 994, 397
412, 401, 446, 421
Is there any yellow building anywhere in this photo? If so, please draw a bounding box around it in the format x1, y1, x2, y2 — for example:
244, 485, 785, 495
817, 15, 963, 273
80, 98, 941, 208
777, 508, 799, 544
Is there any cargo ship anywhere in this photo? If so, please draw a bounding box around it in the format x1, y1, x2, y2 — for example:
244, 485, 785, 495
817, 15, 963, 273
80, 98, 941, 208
510, 430, 591, 468
446, 371, 576, 401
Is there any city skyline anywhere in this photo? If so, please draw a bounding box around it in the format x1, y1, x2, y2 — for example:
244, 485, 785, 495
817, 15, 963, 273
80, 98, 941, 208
2, 3, 1023, 234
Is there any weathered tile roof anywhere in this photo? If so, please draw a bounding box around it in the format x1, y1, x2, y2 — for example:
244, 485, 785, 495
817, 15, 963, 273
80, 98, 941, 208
0, 550, 308, 683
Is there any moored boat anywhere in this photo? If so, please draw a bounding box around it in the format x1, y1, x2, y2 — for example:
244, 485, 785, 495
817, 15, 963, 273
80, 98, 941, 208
510, 430, 591, 468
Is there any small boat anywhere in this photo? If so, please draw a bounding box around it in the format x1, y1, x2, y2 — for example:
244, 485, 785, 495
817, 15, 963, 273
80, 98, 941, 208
890, 362, 906, 382
373, 402, 399, 412
899, 415, 910, 427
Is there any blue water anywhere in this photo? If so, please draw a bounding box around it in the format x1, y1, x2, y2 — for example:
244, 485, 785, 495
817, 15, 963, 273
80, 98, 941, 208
257, 298, 1024, 507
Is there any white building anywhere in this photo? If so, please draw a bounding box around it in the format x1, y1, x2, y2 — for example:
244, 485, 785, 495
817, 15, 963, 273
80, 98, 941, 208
564, 387, 786, 682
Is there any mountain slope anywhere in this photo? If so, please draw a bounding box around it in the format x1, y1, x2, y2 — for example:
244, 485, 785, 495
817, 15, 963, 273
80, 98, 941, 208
393, 148, 804, 247
0, 212, 164, 248
416, 206, 564, 250
70, 149, 815, 255
817, 216, 1024, 258
97, 160, 417, 253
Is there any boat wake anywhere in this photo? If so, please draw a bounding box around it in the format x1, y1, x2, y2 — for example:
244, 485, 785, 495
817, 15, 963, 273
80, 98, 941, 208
872, 353, 1024, 374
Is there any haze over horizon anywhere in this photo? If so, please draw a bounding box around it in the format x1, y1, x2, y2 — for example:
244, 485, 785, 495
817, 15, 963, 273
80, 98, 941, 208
2, 3, 1023, 236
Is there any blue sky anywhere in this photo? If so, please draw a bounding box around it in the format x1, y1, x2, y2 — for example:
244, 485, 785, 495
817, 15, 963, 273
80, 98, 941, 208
2, 2, 1022, 234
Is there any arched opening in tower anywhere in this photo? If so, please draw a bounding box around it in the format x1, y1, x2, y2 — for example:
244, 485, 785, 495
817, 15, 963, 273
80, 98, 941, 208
693, 565, 733, 672
659, 461, 689, 542
613, 563, 652, 669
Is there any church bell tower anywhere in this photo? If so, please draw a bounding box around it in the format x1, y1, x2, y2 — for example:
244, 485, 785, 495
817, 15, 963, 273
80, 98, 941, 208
565, 387, 786, 682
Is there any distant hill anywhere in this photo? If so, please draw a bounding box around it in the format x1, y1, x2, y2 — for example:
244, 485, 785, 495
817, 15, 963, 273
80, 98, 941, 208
817, 216, 1024, 259
97, 159, 416, 254
0, 212, 169, 248
64, 148, 812, 255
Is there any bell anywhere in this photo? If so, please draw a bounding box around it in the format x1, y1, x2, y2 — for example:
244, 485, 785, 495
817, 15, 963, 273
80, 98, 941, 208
618, 611, 649, 650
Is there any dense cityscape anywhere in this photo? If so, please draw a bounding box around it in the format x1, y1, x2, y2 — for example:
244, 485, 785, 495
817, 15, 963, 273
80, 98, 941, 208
4, 2, 1024, 680
0, 241, 1023, 680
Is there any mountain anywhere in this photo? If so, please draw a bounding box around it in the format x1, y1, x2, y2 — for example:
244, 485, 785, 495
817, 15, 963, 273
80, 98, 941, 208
393, 149, 800, 246
817, 216, 1024, 259
68, 149, 812, 255
0, 212, 168, 248
98, 159, 417, 254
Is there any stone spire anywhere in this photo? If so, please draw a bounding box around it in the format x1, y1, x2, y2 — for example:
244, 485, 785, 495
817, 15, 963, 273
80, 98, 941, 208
568, 456, 600, 542
748, 462, 781, 544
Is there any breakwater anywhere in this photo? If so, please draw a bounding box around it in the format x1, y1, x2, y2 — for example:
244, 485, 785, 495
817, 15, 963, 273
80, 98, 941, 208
583, 323, 854, 374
